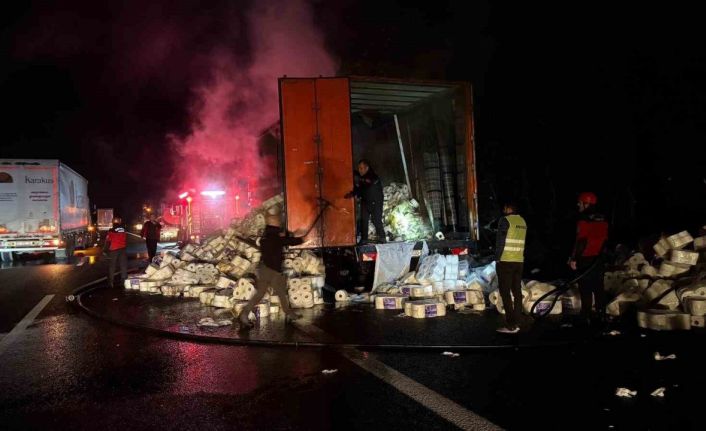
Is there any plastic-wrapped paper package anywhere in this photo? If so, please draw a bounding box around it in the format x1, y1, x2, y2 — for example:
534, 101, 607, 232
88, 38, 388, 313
644, 280, 679, 309
289, 291, 315, 309
444, 264, 459, 281
523, 299, 562, 315
161, 253, 177, 268
444, 289, 475, 306
671, 250, 699, 266
125, 274, 147, 290
641, 265, 658, 277
411, 285, 434, 298
139, 280, 164, 292
398, 285, 417, 297
212, 289, 234, 308
145, 264, 159, 276
184, 285, 211, 298
478, 261, 497, 284
522, 281, 557, 301
150, 265, 175, 281
405, 299, 447, 319
160, 284, 185, 297
659, 261, 691, 277
637, 310, 691, 330
216, 276, 238, 289
458, 260, 469, 278
199, 288, 217, 306
653, 238, 671, 258
399, 272, 418, 284
416, 254, 447, 282
666, 231, 693, 250
375, 294, 406, 310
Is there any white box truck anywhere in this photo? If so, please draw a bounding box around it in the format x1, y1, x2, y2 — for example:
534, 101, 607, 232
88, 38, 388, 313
0, 159, 92, 260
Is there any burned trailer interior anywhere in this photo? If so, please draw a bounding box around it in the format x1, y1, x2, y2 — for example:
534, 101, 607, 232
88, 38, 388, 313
279, 76, 479, 290
348, 77, 478, 241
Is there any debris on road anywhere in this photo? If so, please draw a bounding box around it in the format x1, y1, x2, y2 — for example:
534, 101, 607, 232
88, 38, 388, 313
441, 351, 460, 358
615, 387, 637, 398
651, 387, 667, 398
654, 352, 677, 361
607, 330, 621, 336
321, 369, 338, 375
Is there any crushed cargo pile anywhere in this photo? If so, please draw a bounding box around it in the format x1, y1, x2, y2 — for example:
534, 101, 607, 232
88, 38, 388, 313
369, 182, 431, 242
124, 195, 327, 323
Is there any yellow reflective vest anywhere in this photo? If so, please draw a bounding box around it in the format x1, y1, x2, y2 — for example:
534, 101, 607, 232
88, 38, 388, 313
499, 214, 527, 263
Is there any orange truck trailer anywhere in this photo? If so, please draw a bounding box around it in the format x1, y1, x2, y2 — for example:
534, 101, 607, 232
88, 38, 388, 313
279, 76, 478, 255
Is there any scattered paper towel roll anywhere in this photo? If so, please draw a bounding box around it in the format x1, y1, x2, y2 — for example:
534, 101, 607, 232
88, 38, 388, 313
335, 290, 350, 302
288, 278, 301, 289
405, 300, 446, 318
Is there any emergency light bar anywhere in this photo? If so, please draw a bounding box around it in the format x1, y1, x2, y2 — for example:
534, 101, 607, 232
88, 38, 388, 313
200, 190, 226, 198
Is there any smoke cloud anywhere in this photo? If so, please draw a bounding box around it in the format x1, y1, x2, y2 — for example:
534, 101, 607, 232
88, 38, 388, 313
168, 0, 337, 209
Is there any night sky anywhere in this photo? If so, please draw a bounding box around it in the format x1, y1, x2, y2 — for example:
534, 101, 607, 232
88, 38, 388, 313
2, 1, 705, 248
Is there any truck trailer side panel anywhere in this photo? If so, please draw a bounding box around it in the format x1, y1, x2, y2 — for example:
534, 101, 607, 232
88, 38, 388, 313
0, 160, 59, 237
58, 163, 90, 232
279, 78, 356, 248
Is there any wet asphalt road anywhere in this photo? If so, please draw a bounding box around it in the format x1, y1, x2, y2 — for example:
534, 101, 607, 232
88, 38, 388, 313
1, 246, 705, 429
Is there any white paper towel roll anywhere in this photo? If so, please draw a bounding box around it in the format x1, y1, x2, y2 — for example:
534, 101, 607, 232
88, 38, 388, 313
335, 290, 350, 302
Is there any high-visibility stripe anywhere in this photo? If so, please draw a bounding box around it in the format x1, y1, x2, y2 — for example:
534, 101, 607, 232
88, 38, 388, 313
501, 214, 527, 263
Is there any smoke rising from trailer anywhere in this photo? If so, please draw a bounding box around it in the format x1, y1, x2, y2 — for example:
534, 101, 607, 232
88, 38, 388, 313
168, 0, 337, 208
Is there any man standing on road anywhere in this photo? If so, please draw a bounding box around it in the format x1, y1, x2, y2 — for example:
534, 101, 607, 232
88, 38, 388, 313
238, 211, 306, 328
569, 192, 609, 327
104, 217, 127, 288
344, 159, 386, 244
140, 213, 162, 261
495, 201, 527, 334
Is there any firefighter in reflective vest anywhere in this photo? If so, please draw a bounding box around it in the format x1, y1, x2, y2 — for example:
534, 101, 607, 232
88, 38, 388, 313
495, 201, 527, 334
569, 192, 609, 326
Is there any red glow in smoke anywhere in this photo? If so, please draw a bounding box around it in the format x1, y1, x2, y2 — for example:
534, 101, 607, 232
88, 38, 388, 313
168, 0, 337, 216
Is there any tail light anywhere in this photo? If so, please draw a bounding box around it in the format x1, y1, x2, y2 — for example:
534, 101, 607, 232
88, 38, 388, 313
362, 252, 377, 262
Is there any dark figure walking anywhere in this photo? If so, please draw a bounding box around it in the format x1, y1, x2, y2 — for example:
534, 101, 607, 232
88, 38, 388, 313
345, 159, 386, 244
569, 192, 609, 326
141, 213, 162, 261
104, 217, 127, 288
495, 201, 527, 334
238, 212, 305, 328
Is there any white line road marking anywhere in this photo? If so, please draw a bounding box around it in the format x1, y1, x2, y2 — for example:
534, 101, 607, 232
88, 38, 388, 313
293, 322, 502, 430
0, 294, 55, 357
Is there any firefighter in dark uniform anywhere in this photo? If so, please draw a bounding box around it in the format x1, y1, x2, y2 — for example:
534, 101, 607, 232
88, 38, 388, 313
141, 213, 162, 261
344, 159, 386, 244
569, 192, 609, 326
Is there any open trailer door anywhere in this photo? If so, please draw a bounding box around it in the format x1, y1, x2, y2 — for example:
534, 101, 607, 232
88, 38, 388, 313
279, 77, 356, 248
